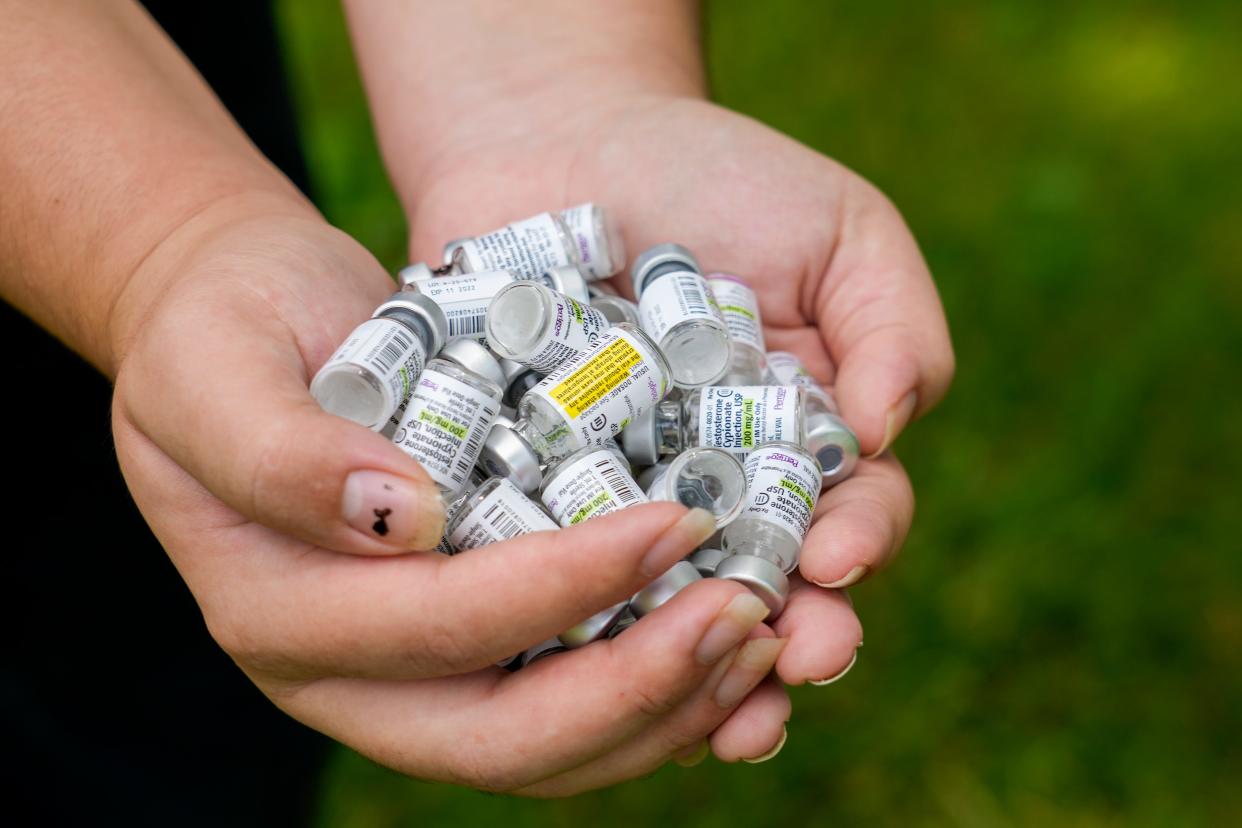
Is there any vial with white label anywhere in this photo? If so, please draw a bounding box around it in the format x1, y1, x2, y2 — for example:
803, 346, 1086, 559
619, 385, 806, 466
406, 270, 518, 342
485, 282, 612, 373
311, 292, 448, 431
398, 261, 455, 289
765, 351, 860, 487
632, 243, 731, 389
518, 323, 672, 458
452, 211, 580, 279
447, 476, 558, 552
385, 339, 506, 433
717, 441, 823, 616
630, 560, 702, 618
560, 203, 625, 280
642, 446, 746, 530
540, 444, 647, 527
707, 273, 768, 385
391, 344, 504, 496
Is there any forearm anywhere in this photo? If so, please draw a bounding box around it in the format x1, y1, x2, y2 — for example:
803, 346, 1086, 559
343, 0, 706, 211
0, 0, 313, 376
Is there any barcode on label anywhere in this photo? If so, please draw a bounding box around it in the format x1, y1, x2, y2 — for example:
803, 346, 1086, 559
483, 502, 522, 540
595, 458, 640, 506
451, 405, 495, 484
446, 310, 486, 338
676, 274, 708, 315
375, 328, 414, 373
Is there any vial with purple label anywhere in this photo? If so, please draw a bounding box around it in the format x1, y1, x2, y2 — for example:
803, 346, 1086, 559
642, 446, 747, 531
311, 292, 447, 431
717, 441, 823, 616
765, 351, 860, 487
451, 210, 580, 279
707, 272, 768, 385
485, 281, 612, 373
632, 243, 731, 389
447, 476, 558, 552
560, 203, 626, 280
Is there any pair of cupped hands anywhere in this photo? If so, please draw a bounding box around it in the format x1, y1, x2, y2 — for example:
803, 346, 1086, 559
109, 97, 953, 796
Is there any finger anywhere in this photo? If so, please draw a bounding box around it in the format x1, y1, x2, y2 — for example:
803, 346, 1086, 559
709, 677, 792, 763
276, 579, 772, 792
770, 576, 864, 687
795, 453, 915, 589
818, 182, 954, 455
114, 225, 449, 555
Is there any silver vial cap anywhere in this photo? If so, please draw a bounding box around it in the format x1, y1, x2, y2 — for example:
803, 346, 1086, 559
397, 262, 435, 288
521, 637, 568, 667
478, 423, 543, 494
619, 407, 662, 467
442, 238, 469, 266
373, 291, 448, 355
805, 411, 861, 488
543, 264, 591, 305
630, 561, 702, 618
630, 243, 701, 295
689, 547, 728, 577
715, 555, 790, 618
558, 601, 629, 648
499, 357, 529, 385
440, 338, 505, 387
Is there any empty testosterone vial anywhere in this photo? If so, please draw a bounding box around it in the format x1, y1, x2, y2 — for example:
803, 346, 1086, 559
385, 339, 506, 433
630, 560, 703, 618
642, 446, 747, 530
707, 273, 768, 385
451, 210, 580, 279
406, 269, 519, 342
391, 344, 504, 496
519, 323, 672, 458
485, 281, 612, 373
540, 444, 646, 527
476, 417, 547, 494
311, 291, 447, 430
560, 203, 625, 280
717, 441, 823, 616
619, 385, 806, 466
632, 243, 731, 389
447, 476, 558, 552
765, 351, 860, 487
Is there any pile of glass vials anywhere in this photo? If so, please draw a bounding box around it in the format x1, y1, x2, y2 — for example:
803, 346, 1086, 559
311, 204, 861, 668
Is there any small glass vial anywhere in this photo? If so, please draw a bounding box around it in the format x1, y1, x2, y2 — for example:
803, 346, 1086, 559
519, 323, 672, 458
447, 476, 557, 552
404, 270, 521, 342
540, 444, 646, 526
590, 293, 641, 327
707, 273, 768, 385
630, 560, 702, 618
485, 282, 611, 373
560, 203, 625, 280
538, 264, 592, 305
717, 441, 823, 616
311, 292, 448, 430
452, 210, 580, 279
391, 343, 505, 496
765, 351, 859, 487
619, 385, 806, 466
642, 446, 747, 530
632, 243, 731, 389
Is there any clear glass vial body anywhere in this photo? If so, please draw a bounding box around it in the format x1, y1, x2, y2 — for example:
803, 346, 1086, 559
560, 203, 625, 280
540, 443, 647, 527
407, 269, 518, 342
707, 273, 768, 385
764, 351, 859, 486
721, 441, 822, 573
518, 323, 672, 459
643, 446, 747, 530
485, 281, 611, 373
391, 358, 504, 496
452, 211, 580, 279
447, 476, 557, 552
310, 292, 446, 431
632, 243, 731, 389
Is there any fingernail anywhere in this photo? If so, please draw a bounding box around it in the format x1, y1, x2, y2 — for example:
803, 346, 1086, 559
673, 740, 710, 768
742, 725, 788, 764
715, 638, 787, 708
641, 508, 718, 577
695, 593, 771, 666
809, 649, 859, 686
814, 565, 869, 590
867, 390, 917, 459
343, 470, 444, 549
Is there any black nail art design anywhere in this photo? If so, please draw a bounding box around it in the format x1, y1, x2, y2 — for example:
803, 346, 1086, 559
372, 507, 393, 536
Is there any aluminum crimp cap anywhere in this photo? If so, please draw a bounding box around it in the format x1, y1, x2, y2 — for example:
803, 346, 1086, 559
805, 410, 861, 487
374, 291, 448, 355
630, 242, 701, 295
715, 554, 790, 618
558, 601, 629, 648
619, 407, 662, 468
630, 561, 703, 618
440, 338, 505, 388
543, 264, 591, 305
397, 262, 435, 288
688, 547, 728, 577
521, 637, 568, 667
478, 423, 543, 494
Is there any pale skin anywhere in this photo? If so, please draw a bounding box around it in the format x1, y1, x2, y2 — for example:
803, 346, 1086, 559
0, 0, 952, 797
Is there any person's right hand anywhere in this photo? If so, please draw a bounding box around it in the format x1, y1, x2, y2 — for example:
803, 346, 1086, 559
107, 200, 850, 793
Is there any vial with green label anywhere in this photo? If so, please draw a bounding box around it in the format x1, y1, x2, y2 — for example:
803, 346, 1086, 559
451, 210, 580, 279
447, 476, 558, 552
539, 444, 646, 527
707, 272, 768, 385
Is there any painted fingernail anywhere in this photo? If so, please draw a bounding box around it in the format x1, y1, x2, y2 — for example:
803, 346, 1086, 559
867, 390, 918, 458
715, 638, 787, 708
809, 649, 859, 686
742, 725, 788, 764
641, 508, 718, 577
695, 593, 771, 665
343, 470, 444, 549
814, 564, 870, 590
674, 740, 710, 768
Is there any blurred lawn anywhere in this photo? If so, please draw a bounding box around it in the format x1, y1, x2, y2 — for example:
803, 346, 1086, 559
275, 1, 1242, 825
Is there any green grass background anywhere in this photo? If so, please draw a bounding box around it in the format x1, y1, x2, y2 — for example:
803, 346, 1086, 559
274, 1, 1242, 824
